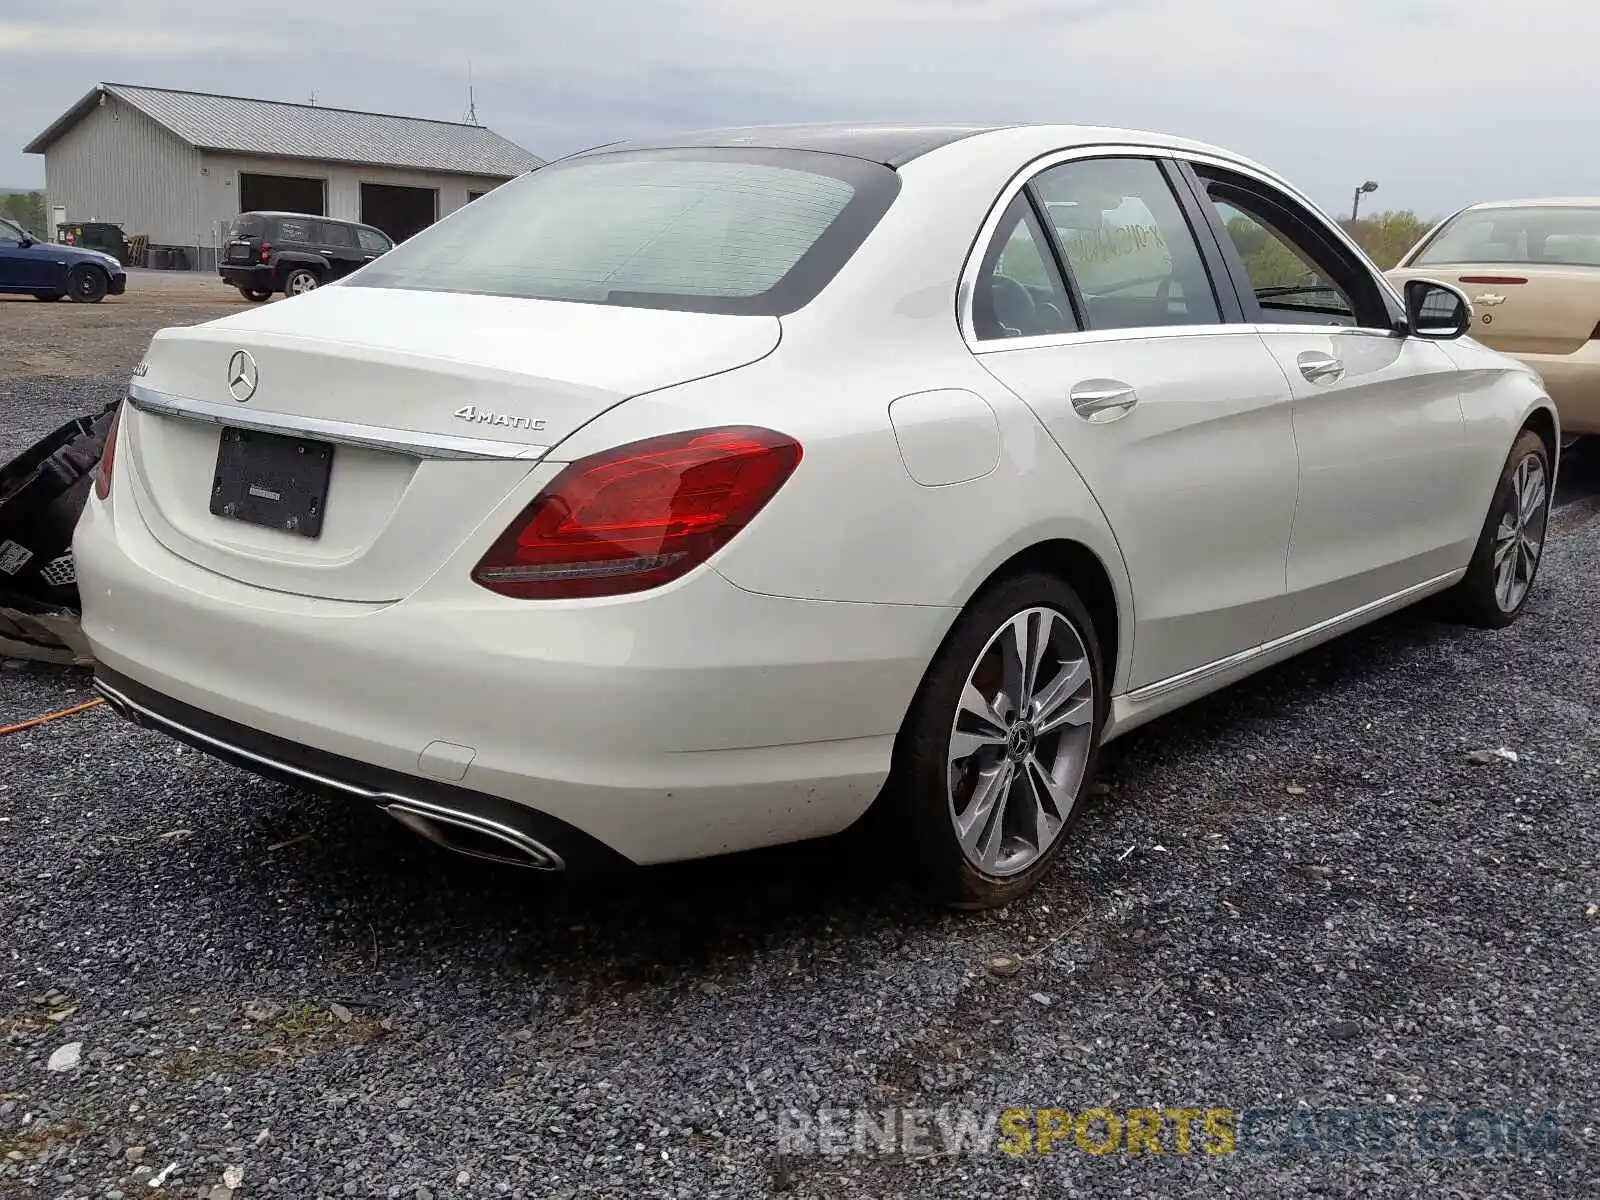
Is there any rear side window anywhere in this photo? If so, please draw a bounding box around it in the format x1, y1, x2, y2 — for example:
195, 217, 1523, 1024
276, 217, 313, 243
315, 220, 354, 246
229, 215, 264, 238
1412, 206, 1600, 267
1030, 157, 1221, 330
347, 147, 901, 315
972, 195, 1077, 340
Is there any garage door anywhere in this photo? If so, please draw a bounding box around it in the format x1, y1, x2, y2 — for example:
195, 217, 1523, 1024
360, 183, 437, 244
239, 173, 326, 215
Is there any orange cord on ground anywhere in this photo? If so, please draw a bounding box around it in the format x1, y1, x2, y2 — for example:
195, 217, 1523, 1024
0, 698, 106, 737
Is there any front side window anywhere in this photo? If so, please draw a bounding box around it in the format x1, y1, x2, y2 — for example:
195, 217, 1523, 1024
357, 228, 392, 253
1210, 199, 1357, 325
1411, 206, 1600, 268
1031, 157, 1221, 330
1194, 167, 1393, 330
347, 147, 901, 315
0, 217, 24, 245
972, 195, 1077, 340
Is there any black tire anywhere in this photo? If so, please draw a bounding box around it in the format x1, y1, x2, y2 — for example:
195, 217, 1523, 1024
282, 267, 320, 297
1441, 428, 1551, 629
887, 571, 1107, 909
66, 265, 107, 303
241, 289, 272, 303
32, 292, 64, 302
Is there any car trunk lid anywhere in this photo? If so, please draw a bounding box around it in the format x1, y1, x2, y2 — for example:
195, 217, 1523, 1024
122, 285, 780, 602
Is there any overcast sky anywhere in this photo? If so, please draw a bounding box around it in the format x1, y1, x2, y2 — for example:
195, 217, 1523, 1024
2, 0, 1596, 219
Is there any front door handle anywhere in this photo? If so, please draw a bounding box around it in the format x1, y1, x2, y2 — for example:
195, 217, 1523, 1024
1069, 379, 1138, 423
1297, 351, 1345, 384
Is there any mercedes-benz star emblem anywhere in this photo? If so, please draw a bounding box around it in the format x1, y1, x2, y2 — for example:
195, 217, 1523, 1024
227, 350, 258, 403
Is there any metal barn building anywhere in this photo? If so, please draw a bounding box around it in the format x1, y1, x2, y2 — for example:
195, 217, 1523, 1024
24, 83, 544, 269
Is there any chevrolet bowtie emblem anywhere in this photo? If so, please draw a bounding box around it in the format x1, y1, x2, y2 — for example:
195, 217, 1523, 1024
1475, 293, 1507, 307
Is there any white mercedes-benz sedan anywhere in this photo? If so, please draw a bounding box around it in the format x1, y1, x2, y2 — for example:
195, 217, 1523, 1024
76, 123, 1559, 908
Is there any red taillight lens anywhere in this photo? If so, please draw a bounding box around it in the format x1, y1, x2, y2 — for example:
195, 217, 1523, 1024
472, 426, 802, 599
259, 241, 271, 262
95, 405, 121, 500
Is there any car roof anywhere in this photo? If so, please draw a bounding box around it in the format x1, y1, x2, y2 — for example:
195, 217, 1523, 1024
1463, 197, 1600, 211
565, 122, 1013, 168
241, 211, 377, 227
560, 121, 1281, 184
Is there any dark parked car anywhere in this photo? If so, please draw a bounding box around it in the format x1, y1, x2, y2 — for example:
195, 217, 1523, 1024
218, 211, 394, 302
0, 216, 128, 303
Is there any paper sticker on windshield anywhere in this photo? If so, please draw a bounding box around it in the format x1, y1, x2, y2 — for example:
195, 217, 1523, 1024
0, 540, 34, 576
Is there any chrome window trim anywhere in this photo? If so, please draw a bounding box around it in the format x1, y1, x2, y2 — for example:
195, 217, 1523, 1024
126, 382, 550, 462
958, 142, 1408, 349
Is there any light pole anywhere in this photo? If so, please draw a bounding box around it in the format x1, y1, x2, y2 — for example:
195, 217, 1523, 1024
1351, 180, 1379, 222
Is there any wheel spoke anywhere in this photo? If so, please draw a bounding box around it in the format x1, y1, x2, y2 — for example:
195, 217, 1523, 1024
1025, 754, 1074, 825
1493, 533, 1516, 568
956, 761, 1013, 870
1494, 552, 1516, 608
949, 726, 1007, 763
1030, 657, 1089, 724
958, 682, 1008, 738
1521, 472, 1546, 522
1002, 612, 1051, 711
1015, 763, 1058, 857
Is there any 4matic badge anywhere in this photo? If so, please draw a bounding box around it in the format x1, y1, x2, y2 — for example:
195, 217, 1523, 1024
452, 405, 546, 432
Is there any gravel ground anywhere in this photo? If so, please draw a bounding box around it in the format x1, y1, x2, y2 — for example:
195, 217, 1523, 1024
0, 271, 250, 383
2, 370, 1598, 1199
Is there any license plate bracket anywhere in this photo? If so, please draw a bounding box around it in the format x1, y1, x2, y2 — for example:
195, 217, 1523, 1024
210, 427, 334, 538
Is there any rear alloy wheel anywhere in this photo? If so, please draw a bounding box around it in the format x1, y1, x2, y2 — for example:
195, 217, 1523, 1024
66, 265, 107, 303
890, 572, 1105, 909
283, 268, 320, 297
1443, 429, 1551, 628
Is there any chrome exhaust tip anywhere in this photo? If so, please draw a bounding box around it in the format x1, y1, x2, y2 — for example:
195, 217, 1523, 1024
383, 798, 565, 871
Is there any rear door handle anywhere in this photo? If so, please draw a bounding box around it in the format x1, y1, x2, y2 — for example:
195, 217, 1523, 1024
1069, 380, 1138, 423
1297, 352, 1345, 384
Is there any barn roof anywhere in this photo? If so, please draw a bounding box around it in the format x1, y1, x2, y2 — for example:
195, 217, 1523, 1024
25, 83, 544, 178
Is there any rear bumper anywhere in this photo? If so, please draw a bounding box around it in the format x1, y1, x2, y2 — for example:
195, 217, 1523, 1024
93, 666, 622, 872
73, 484, 950, 865
1511, 348, 1600, 435
218, 264, 275, 291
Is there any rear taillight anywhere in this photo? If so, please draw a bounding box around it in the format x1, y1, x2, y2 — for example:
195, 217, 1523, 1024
95, 405, 121, 500
472, 426, 802, 599
259, 241, 271, 262
1458, 275, 1528, 285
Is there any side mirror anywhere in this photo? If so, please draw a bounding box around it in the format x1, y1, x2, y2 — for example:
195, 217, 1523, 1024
1404, 278, 1472, 340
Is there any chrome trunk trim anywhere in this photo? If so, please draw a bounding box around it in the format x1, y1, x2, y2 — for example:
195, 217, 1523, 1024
127, 382, 551, 462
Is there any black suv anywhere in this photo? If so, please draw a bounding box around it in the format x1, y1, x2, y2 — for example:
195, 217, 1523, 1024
218, 211, 394, 302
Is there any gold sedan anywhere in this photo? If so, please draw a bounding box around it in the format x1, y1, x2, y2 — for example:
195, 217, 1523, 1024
1388, 198, 1600, 438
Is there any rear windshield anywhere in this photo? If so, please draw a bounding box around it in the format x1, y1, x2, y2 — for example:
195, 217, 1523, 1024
229, 214, 265, 238
1412, 206, 1600, 268
346, 147, 901, 315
